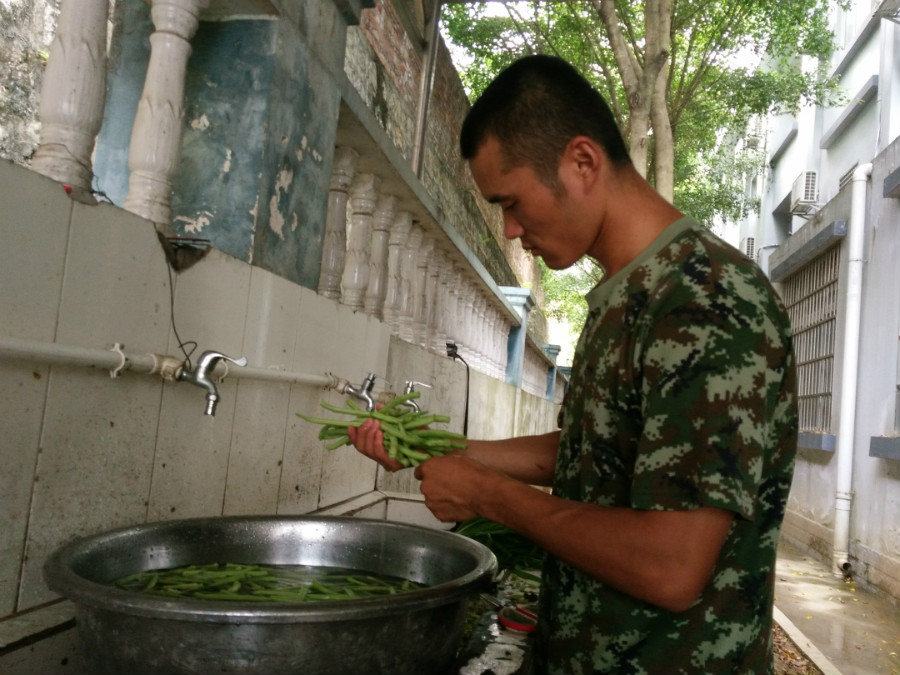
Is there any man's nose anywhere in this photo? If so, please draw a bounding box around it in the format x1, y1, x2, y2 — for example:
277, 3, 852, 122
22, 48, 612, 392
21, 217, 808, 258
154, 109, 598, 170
503, 213, 524, 240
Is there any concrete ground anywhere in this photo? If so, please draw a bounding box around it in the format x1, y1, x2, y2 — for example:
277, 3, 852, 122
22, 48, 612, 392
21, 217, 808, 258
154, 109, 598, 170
775, 540, 900, 675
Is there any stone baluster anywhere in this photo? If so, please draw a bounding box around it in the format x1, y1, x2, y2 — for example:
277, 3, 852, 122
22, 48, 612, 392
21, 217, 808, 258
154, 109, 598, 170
398, 223, 423, 342
318, 147, 359, 300
340, 173, 381, 311
484, 305, 498, 378
382, 211, 413, 335
31, 0, 108, 193
452, 268, 470, 357
473, 294, 488, 372
427, 251, 446, 354
364, 194, 396, 319
123, 0, 208, 229
491, 307, 508, 379
413, 235, 435, 348
442, 263, 461, 349
457, 276, 476, 365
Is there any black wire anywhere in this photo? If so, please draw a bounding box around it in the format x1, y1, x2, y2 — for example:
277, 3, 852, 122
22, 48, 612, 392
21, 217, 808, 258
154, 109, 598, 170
446, 343, 469, 436
166, 262, 196, 369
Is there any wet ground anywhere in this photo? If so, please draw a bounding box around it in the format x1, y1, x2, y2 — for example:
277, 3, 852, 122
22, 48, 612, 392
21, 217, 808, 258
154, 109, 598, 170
775, 541, 900, 675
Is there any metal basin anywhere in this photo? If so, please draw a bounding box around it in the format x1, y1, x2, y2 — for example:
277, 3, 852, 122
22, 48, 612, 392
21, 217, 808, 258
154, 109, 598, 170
44, 515, 497, 675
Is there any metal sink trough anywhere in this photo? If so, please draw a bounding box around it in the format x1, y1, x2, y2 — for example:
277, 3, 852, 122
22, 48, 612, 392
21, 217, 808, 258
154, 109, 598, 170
44, 515, 497, 675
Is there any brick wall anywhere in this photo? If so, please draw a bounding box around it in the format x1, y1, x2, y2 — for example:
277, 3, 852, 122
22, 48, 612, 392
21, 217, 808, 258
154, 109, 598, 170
346, 0, 544, 321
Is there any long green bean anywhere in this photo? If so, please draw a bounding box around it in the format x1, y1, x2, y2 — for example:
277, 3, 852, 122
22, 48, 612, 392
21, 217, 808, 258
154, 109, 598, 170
296, 392, 467, 467
114, 563, 424, 602
453, 517, 544, 577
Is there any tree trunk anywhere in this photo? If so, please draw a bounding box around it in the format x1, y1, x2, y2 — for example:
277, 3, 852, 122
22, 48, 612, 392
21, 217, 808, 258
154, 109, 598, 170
651, 66, 674, 201
591, 0, 672, 186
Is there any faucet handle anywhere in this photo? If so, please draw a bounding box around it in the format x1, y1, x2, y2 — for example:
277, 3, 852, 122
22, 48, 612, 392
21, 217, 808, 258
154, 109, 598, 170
196, 349, 248, 373
403, 381, 431, 394
361, 372, 379, 391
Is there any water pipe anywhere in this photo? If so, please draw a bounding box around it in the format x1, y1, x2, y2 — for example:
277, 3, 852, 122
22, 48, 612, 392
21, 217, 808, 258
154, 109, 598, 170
831, 162, 873, 579
0, 334, 338, 389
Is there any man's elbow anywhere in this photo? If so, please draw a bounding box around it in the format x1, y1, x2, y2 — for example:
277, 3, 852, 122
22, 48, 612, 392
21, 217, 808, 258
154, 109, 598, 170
648, 574, 710, 613
656, 589, 701, 613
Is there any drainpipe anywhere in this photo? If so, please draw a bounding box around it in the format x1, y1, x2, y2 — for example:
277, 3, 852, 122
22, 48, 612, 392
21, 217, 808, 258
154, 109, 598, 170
831, 162, 873, 578
411, 1, 442, 179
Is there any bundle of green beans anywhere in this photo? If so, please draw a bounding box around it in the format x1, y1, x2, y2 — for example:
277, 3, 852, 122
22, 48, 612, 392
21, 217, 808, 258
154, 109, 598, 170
296, 391, 467, 467
114, 563, 422, 602
454, 517, 543, 581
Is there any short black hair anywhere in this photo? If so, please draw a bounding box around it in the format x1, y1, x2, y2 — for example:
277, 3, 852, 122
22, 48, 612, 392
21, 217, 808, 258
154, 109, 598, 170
460, 55, 632, 186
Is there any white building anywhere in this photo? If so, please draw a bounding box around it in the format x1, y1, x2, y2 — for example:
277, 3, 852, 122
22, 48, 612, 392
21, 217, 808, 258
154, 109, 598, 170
738, 0, 900, 601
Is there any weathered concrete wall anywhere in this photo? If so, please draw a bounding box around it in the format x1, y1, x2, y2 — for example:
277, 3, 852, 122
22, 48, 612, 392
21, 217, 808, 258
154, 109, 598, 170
93, 0, 348, 289
777, 138, 900, 601
0, 158, 561, 670
0, 0, 568, 665
345, 0, 542, 300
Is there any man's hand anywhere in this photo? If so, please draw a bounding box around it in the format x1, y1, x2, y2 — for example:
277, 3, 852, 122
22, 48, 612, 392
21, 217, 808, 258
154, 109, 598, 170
347, 417, 405, 472
413, 454, 498, 522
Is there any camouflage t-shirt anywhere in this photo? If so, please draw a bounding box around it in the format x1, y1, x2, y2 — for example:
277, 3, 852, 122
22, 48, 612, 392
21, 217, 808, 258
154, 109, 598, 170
534, 217, 798, 675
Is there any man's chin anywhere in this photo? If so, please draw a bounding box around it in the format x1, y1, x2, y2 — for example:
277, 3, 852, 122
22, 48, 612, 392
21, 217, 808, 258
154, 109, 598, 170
542, 256, 569, 270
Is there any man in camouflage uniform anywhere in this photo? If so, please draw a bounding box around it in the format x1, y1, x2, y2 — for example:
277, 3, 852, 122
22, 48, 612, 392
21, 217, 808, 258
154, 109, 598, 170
350, 55, 797, 674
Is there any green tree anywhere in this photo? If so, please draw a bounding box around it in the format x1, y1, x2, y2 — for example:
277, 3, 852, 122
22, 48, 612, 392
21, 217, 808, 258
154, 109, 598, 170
0, 0, 56, 164
442, 0, 841, 339
443, 0, 839, 208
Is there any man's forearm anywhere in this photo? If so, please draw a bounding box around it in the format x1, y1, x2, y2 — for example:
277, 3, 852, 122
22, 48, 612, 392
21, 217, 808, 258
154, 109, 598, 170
471, 472, 733, 612
462, 430, 559, 486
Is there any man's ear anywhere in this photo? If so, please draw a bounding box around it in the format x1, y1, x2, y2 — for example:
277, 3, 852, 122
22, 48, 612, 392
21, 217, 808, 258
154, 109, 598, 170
562, 136, 604, 192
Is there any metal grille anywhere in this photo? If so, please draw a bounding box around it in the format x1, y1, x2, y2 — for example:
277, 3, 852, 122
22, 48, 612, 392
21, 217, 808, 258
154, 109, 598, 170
781, 245, 841, 432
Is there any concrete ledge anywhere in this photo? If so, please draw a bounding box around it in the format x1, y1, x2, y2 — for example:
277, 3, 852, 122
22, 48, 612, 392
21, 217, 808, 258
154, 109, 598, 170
769, 122, 798, 167
869, 436, 900, 461
0, 601, 75, 651
799, 432, 837, 453
820, 75, 878, 150
773, 605, 843, 675
769, 220, 847, 282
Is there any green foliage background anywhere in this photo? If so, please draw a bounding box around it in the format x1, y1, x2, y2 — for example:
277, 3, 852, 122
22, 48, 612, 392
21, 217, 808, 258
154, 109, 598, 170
442, 0, 842, 342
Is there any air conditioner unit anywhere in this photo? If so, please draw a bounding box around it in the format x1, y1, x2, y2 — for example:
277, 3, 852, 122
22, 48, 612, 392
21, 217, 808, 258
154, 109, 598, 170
745, 117, 764, 149
790, 171, 819, 214
740, 237, 756, 260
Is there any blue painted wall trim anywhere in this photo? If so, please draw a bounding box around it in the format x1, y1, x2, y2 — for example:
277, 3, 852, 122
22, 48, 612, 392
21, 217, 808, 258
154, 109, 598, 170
869, 436, 900, 461
93, 0, 346, 290
798, 432, 836, 453
502, 287, 535, 389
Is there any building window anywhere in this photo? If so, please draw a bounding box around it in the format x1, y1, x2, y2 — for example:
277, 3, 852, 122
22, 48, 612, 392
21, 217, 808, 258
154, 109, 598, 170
781, 245, 840, 432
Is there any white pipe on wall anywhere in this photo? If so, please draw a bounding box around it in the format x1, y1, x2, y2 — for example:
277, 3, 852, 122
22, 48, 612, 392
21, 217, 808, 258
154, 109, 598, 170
0, 335, 337, 389
832, 162, 873, 578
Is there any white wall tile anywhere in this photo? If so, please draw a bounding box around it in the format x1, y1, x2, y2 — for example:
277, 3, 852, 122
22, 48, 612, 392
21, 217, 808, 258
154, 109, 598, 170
168, 248, 251, 357
58, 201, 171, 349
223, 268, 304, 515
278, 384, 328, 514
0, 163, 71, 615
285, 289, 384, 511
147, 251, 252, 521
19, 198, 173, 608
224, 379, 291, 515
19, 368, 164, 608
0, 362, 48, 615
146, 382, 235, 521
0, 160, 71, 341
241, 267, 304, 367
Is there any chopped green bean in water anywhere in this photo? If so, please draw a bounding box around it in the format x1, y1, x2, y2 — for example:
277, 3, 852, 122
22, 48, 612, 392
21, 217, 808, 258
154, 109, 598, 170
297, 392, 467, 467
114, 563, 425, 602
